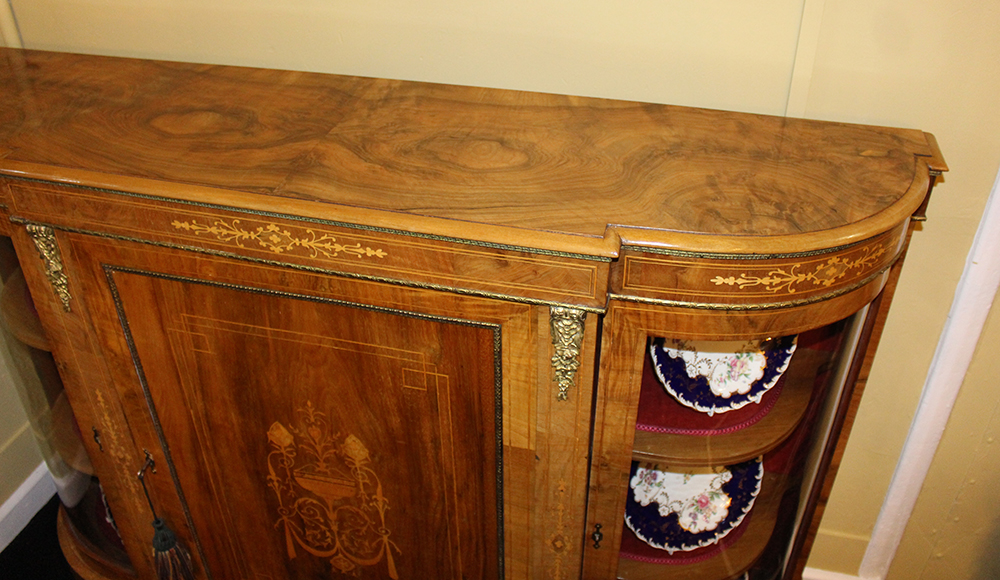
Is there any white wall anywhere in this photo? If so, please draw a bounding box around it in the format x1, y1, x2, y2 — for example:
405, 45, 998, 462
3, 1, 1000, 576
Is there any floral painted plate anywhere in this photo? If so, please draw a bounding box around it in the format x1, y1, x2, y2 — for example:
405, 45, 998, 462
630, 465, 733, 533
649, 336, 797, 415
624, 457, 763, 554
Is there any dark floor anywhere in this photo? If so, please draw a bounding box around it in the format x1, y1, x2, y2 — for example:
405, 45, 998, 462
0, 494, 76, 580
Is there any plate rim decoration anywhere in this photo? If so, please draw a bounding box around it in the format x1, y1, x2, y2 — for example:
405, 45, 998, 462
649, 336, 797, 415
624, 457, 764, 555
630, 466, 734, 534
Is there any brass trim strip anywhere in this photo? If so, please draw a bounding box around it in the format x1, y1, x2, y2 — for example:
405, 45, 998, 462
621, 233, 888, 261
609, 259, 898, 311
492, 323, 504, 568
6, 175, 611, 262
10, 217, 606, 313
25, 224, 72, 311
103, 265, 506, 579
549, 307, 586, 401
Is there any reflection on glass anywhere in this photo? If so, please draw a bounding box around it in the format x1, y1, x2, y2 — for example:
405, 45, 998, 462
0, 265, 130, 570
618, 310, 868, 580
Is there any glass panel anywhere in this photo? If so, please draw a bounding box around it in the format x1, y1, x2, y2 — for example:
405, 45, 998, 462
0, 266, 131, 568
616, 309, 869, 580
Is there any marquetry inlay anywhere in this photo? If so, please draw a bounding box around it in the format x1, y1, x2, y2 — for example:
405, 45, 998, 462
267, 402, 400, 579
173, 218, 388, 259
548, 480, 571, 580
710, 243, 887, 294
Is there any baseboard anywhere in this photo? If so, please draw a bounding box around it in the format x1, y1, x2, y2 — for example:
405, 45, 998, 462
0, 462, 56, 552
802, 567, 863, 580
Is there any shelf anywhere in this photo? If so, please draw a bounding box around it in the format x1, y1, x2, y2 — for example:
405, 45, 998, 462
0, 268, 50, 351
616, 472, 787, 580
57, 505, 135, 580
632, 338, 839, 467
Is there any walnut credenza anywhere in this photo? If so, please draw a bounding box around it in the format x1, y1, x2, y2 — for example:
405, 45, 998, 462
0, 48, 945, 580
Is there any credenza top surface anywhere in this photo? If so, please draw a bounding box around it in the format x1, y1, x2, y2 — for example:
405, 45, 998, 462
0, 49, 945, 256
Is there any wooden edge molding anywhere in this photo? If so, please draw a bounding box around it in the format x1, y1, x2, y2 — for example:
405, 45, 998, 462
611, 247, 901, 313
610, 159, 934, 256
911, 134, 948, 221
0, 163, 620, 259
922, 132, 949, 173
11, 216, 608, 314
0, 153, 941, 265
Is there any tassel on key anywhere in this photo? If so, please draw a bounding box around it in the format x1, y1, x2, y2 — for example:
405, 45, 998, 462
138, 451, 196, 580
151, 518, 195, 580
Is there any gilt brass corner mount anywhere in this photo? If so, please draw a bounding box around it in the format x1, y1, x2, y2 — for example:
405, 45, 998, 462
25, 224, 72, 312
550, 306, 586, 401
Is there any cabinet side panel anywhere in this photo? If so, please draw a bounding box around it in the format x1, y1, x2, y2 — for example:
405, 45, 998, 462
9, 226, 154, 577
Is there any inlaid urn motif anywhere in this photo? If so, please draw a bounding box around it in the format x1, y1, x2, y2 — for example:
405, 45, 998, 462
266, 402, 400, 578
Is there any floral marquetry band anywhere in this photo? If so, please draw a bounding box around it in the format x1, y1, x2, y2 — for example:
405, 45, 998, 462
172, 218, 387, 260
618, 226, 905, 307
709, 244, 886, 294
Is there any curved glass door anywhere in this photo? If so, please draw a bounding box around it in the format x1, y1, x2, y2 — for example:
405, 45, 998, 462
607, 307, 870, 580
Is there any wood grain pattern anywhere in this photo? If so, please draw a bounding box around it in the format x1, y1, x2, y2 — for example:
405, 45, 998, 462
0, 48, 939, 257
49, 231, 598, 580
789, 223, 918, 580
5, 179, 609, 308
617, 225, 906, 307
116, 273, 499, 580
10, 226, 158, 579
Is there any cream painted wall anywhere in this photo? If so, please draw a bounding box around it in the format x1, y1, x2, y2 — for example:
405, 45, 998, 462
4, 1, 1000, 577
800, 1, 1000, 574
0, 1, 19, 49
8, 0, 807, 115
887, 294, 1000, 580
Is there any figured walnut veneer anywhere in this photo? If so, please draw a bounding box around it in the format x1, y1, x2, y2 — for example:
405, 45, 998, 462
0, 48, 943, 256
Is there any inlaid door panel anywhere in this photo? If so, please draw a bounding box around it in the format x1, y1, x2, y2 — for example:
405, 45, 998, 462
64, 236, 522, 580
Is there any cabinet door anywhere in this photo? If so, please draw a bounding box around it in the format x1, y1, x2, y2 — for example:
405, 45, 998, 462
582, 292, 882, 580
39, 229, 586, 580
